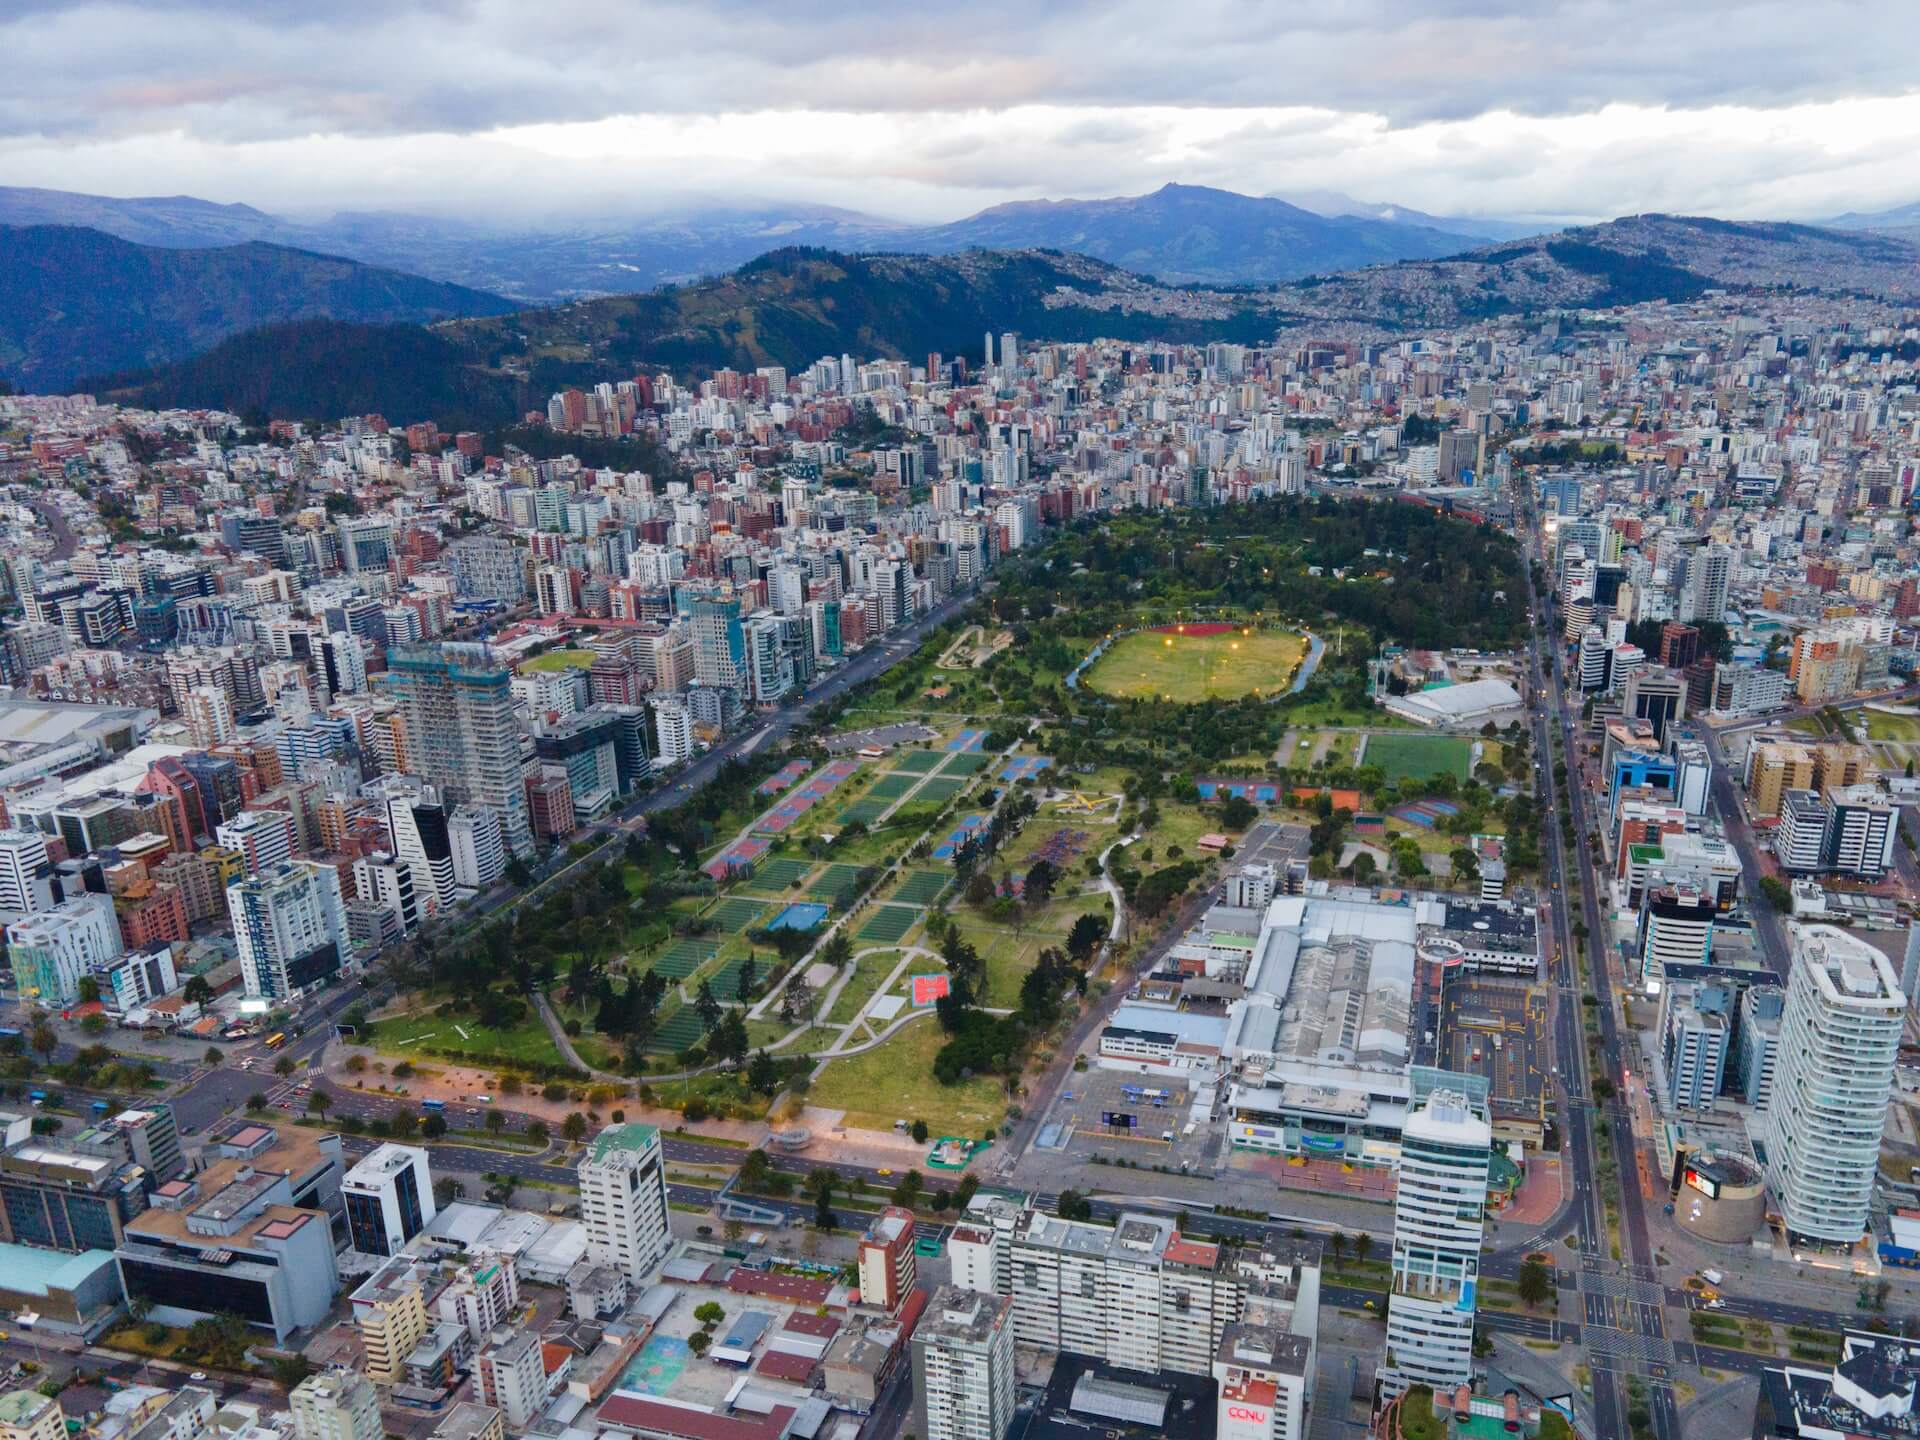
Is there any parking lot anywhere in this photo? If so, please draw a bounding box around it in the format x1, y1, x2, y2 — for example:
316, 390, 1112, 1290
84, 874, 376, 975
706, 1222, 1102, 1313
1436, 973, 1549, 1141
1045, 1068, 1224, 1173
1235, 818, 1311, 874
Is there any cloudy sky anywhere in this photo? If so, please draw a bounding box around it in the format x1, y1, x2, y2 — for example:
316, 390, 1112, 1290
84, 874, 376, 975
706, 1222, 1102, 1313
3, 0, 1918, 224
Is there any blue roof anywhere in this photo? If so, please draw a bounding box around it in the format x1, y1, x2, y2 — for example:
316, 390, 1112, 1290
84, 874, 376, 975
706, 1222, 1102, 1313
0, 1244, 116, 1296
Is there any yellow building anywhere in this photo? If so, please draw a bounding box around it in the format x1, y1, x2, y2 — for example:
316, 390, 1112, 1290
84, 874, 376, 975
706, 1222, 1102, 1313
356, 1263, 430, 1385
1746, 741, 1818, 818
0, 1392, 65, 1440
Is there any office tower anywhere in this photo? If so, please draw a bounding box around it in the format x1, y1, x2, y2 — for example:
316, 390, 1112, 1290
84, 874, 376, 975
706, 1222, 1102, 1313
229, 860, 350, 1000
912, 1287, 1015, 1440
1659, 981, 1730, 1110
291, 1373, 383, 1440
1622, 667, 1686, 743
448, 806, 506, 892
0, 1392, 66, 1440
1381, 1070, 1492, 1398
859, 1207, 917, 1313
354, 853, 419, 935
577, 1124, 669, 1283
684, 591, 747, 695
336, 516, 394, 575
1659, 622, 1700, 669
343, 1144, 436, 1257
1637, 883, 1715, 987
745, 612, 794, 704
384, 645, 533, 858
382, 785, 456, 916
5, 893, 123, 1005
1681, 544, 1731, 623
1763, 926, 1905, 1247
0, 828, 54, 916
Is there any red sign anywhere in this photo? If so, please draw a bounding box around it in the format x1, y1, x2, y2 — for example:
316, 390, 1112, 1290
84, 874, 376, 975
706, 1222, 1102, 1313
1226, 1407, 1269, 1424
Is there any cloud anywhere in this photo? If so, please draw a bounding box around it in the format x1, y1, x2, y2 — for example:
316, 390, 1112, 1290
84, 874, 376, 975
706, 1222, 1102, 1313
0, 1, 1917, 221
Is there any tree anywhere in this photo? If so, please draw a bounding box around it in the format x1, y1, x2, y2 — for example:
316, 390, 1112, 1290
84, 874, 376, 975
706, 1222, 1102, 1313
1066, 913, 1106, 965
1758, 875, 1794, 912
891, 1170, 923, 1208
747, 1049, 781, 1097
1518, 1256, 1552, 1309
246, 1092, 269, 1112
182, 974, 214, 1007
1591, 1077, 1616, 1101
736, 955, 758, 1003
694, 1300, 726, 1328
274, 1055, 297, 1076
421, 1112, 448, 1139
1354, 1231, 1374, 1264
687, 1330, 711, 1356
76, 976, 100, 1004
562, 1111, 588, 1142
1056, 1189, 1092, 1222
1329, 1230, 1347, 1262
203, 1046, 224, 1068
695, 979, 723, 1033
484, 1108, 506, 1133
910, 1118, 930, 1144
307, 1090, 332, 1117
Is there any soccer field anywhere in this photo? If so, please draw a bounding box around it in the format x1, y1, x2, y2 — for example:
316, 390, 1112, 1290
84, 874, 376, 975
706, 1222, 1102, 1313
1082, 627, 1306, 702
1361, 732, 1474, 783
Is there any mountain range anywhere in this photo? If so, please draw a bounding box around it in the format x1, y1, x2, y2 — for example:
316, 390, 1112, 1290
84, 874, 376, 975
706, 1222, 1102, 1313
0, 224, 513, 391
0, 182, 1512, 298
82, 214, 1920, 428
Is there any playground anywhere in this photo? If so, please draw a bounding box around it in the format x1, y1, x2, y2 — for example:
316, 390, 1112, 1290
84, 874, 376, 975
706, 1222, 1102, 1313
1081, 623, 1307, 702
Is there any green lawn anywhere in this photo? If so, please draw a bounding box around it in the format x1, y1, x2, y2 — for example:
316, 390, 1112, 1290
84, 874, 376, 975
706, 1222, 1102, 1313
1359, 731, 1474, 783
366, 1005, 564, 1067
519, 648, 597, 672
1865, 708, 1920, 741
826, 950, 903, 1024
1083, 626, 1307, 702
809, 1017, 1008, 1136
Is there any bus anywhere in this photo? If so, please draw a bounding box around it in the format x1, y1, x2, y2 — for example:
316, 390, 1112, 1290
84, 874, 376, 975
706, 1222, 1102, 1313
264, 1032, 288, 1051
91, 1101, 109, 1115
27, 1091, 45, 1107
421, 1099, 445, 1112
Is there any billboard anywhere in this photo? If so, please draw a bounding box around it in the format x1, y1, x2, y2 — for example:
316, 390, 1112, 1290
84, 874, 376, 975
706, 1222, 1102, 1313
1102, 1112, 1136, 1130
1684, 1166, 1720, 1200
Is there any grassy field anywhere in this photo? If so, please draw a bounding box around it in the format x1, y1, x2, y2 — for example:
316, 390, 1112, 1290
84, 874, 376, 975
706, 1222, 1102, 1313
809, 1017, 1008, 1136
1083, 627, 1306, 702
826, 949, 904, 1024
1865, 708, 1920, 741
1360, 731, 1474, 783
366, 1005, 562, 1067
519, 648, 597, 672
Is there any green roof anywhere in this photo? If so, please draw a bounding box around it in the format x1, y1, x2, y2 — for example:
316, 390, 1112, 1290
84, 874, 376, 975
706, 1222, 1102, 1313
588, 1123, 660, 1164
0, 1393, 51, 1424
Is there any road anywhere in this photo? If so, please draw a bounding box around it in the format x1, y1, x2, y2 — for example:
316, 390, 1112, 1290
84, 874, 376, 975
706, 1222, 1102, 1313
1521, 495, 1681, 1440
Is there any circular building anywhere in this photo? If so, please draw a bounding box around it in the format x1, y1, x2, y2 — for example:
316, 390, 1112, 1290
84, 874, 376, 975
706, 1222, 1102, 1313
1673, 1152, 1767, 1244
770, 1128, 812, 1153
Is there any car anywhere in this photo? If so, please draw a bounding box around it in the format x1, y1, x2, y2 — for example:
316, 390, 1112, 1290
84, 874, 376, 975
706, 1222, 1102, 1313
473, 1094, 492, 1103
190, 1372, 208, 1381
876, 1167, 893, 1177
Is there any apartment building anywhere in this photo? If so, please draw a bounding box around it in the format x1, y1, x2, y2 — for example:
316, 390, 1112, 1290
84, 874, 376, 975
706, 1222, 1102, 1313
910, 1287, 1014, 1440
577, 1124, 669, 1283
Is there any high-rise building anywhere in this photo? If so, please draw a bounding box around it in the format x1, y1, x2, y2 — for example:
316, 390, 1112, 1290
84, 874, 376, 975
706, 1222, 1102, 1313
476, 1331, 550, 1430
1637, 883, 1716, 988
448, 806, 506, 893
0, 829, 54, 917
291, 1372, 383, 1440
1659, 981, 1731, 1110
858, 1206, 917, 1313
577, 1124, 669, 1283
343, 1144, 436, 1257
1763, 926, 1904, 1248
349, 1257, 431, 1386
216, 808, 299, 875
228, 861, 350, 1000
911, 1287, 1015, 1440
1733, 984, 1784, 1110
383, 645, 533, 858
5, 893, 123, 1005
1381, 1070, 1492, 1398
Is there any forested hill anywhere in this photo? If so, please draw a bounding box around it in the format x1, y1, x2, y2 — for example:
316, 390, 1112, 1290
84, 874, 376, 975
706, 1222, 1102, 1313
996, 497, 1527, 652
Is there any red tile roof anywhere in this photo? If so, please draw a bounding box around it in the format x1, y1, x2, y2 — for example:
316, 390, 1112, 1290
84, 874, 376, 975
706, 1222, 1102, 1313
597, 1396, 795, 1440
754, 1350, 817, 1383
725, 1269, 831, 1305
781, 1311, 839, 1338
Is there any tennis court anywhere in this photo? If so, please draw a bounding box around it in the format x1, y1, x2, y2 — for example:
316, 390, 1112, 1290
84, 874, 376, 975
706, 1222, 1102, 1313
707, 897, 768, 933
837, 796, 892, 826
868, 773, 921, 800
895, 749, 946, 774
941, 752, 990, 775
946, 729, 987, 752
914, 776, 969, 804
1001, 755, 1053, 782
858, 905, 922, 943
768, 901, 830, 931
646, 1006, 708, 1053
743, 857, 813, 892
893, 870, 950, 906
651, 937, 720, 978
809, 863, 864, 906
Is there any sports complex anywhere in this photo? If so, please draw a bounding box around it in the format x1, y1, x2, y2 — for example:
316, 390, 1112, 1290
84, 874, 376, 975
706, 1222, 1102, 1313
1077, 622, 1310, 702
